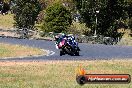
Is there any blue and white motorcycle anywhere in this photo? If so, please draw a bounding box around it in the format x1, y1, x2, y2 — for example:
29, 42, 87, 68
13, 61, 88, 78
57, 36, 80, 56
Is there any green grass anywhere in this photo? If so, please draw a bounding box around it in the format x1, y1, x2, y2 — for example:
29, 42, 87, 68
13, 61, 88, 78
0, 43, 46, 58
0, 13, 14, 29
0, 46, 11, 56
0, 60, 131, 88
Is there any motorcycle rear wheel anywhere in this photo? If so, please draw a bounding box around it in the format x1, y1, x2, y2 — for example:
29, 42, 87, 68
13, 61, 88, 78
75, 51, 79, 56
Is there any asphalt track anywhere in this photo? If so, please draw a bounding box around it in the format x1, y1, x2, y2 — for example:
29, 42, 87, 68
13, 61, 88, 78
0, 37, 132, 61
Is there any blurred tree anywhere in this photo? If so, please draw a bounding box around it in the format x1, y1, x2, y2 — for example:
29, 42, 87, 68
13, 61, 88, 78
37, 0, 75, 23
68, 21, 91, 35
75, 0, 132, 38
0, 0, 10, 14
42, 3, 72, 33
13, 0, 41, 30
129, 17, 132, 29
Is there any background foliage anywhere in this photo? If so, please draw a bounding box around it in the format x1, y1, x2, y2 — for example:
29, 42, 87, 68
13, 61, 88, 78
68, 21, 91, 35
13, 0, 41, 30
75, 0, 132, 38
42, 2, 72, 33
1, 0, 132, 38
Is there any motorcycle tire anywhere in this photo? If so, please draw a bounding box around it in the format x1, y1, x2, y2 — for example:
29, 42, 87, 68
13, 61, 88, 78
77, 47, 81, 51
70, 52, 74, 56
60, 50, 64, 56
75, 51, 80, 56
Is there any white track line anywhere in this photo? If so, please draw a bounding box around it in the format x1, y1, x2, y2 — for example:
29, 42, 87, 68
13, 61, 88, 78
46, 50, 55, 56
0, 49, 55, 59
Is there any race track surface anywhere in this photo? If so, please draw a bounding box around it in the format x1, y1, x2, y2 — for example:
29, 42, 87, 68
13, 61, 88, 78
0, 37, 132, 61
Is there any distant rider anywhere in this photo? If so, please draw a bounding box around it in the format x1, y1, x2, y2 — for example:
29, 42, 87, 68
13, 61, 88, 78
55, 33, 79, 50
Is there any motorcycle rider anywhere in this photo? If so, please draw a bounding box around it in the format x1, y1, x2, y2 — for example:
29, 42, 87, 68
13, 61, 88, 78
55, 33, 80, 51
55, 33, 67, 49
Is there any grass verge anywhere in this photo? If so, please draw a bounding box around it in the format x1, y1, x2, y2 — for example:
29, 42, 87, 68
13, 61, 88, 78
0, 60, 131, 88
0, 43, 46, 58
0, 13, 14, 29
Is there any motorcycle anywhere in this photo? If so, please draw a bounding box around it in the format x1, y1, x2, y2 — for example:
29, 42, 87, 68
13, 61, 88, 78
58, 37, 80, 56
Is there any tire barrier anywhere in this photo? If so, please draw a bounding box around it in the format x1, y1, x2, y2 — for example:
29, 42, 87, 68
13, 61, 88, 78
75, 35, 118, 45
0, 28, 35, 39
0, 28, 118, 45
39, 32, 118, 45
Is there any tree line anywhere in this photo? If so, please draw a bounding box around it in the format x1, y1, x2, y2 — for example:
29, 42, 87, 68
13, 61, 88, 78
75, 0, 132, 38
0, 0, 132, 38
